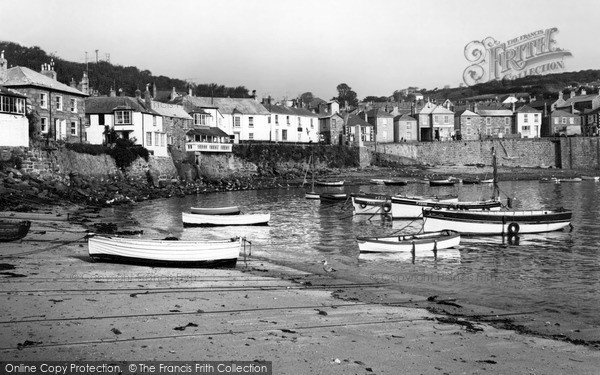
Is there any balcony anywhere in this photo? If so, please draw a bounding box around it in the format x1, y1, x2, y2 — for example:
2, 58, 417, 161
186, 142, 232, 153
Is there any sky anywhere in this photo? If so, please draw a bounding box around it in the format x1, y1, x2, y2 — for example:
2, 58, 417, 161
1, 0, 599, 100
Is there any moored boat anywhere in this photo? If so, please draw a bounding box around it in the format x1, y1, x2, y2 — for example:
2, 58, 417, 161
320, 193, 349, 203
429, 178, 456, 187
182, 212, 270, 226
390, 195, 501, 219
0, 219, 31, 242
305, 191, 321, 199
190, 206, 241, 215
316, 180, 344, 187
352, 194, 392, 215
581, 176, 600, 181
422, 208, 572, 235
356, 230, 460, 253
88, 235, 243, 267
558, 177, 582, 183
382, 179, 408, 186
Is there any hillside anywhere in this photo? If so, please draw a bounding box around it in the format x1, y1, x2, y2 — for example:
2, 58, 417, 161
0, 41, 251, 98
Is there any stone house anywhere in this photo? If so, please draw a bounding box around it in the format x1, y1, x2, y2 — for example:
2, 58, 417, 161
413, 101, 455, 141
393, 114, 418, 142
0, 85, 28, 146
452, 109, 480, 141
552, 89, 600, 114
150, 100, 193, 152
473, 108, 513, 139
319, 113, 345, 145
343, 113, 373, 144
0, 52, 88, 143
546, 109, 581, 137
365, 108, 394, 143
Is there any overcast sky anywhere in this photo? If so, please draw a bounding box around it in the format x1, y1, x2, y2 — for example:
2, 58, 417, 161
1, 0, 598, 100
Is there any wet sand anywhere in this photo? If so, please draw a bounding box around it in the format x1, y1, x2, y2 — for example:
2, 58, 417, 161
0, 212, 599, 374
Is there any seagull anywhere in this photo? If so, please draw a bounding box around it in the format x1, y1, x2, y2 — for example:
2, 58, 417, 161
322, 260, 336, 273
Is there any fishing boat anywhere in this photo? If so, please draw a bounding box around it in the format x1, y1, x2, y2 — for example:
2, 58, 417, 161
390, 195, 502, 219
88, 235, 244, 267
352, 194, 392, 215
356, 230, 460, 253
182, 212, 270, 226
190, 206, 241, 215
0, 219, 31, 242
320, 193, 349, 203
461, 177, 481, 185
422, 208, 572, 235
422, 147, 573, 236
316, 179, 344, 187
382, 179, 408, 186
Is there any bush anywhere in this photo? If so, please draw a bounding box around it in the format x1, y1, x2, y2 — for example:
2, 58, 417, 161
65, 139, 150, 170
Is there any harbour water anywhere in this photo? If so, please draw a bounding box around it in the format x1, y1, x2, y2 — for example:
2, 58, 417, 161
109, 179, 600, 341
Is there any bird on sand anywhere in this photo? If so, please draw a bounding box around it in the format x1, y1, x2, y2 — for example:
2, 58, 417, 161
322, 260, 336, 273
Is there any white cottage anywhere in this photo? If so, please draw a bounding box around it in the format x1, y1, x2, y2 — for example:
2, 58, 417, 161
0, 86, 28, 146
514, 105, 542, 138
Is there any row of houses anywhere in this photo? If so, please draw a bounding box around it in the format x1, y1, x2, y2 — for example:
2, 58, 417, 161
2, 52, 600, 160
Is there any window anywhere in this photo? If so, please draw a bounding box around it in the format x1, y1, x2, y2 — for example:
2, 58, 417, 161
70, 98, 77, 113
406, 124, 411, 130
286, 116, 290, 125
55, 95, 63, 111
310, 118, 314, 128
115, 110, 132, 124
434, 115, 439, 123
443, 115, 449, 124
534, 114, 539, 122
0, 95, 25, 114
275, 115, 279, 124
153, 116, 157, 127
155, 132, 160, 146
569, 118, 574, 124
248, 133, 254, 140
98, 114, 105, 125
406, 131, 411, 139
554, 118, 559, 125
522, 125, 530, 131
523, 114, 528, 123
268, 116, 271, 124
234, 116, 241, 127
561, 117, 566, 124
422, 117, 428, 125
193, 113, 207, 125
146, 132, 152, 145
40, 117, 48, 133
505, 117, 510, 125
466, 117, 471, 126
282, 129, 287, 141
40, 93, 47, 108
249, 116, 254, 128
298, 117, 301, 126
486, 117, 491, 125
70, 121, 77, 136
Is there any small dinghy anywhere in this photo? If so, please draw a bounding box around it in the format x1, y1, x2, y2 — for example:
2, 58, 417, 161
356, 230, 460, 253
182, 212, 270, 226
0, 219, 31, 242
190, 206, 241, 215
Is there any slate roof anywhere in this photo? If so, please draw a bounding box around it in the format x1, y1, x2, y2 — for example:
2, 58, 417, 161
551, 109, 579, 118
85, 96, 159, 115
556, 94, 599, 107
267, 104, 319, 117
151, 101, 192, 119
345, 114, 372, 127
2, 66, 87, 96
394, 113, 417, 122
366, 107, 394, 118
0, 85, 26, 98
453, 109, 479, 117
515, 105, 541, 113
187, 126, 229, 138
176, 96, 270, 115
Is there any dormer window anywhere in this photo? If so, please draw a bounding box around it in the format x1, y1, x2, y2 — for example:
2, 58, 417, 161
194, 113, 207, 125
114, 110, 132, 124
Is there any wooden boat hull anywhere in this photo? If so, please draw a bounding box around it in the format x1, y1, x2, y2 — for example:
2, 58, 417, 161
182, 212, 270, 226
88, 236, 242, 267
305, 191, 320, 199
352, 195, 391, 215
190, 206, 241, 215
316, 180, 344, 187
0, 219, 31, 242
422, 209, 572, 235
320, 193, 348, 203
382, 179, 408, 186
429, 179, 456, 186
357, 230, 460, 253
390, 196, 499, 219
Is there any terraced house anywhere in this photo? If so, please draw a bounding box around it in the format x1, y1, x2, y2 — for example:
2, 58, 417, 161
265, 102, 319, 143
0, 52, 88, 143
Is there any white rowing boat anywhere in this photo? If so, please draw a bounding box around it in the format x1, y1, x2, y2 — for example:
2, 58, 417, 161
356, 230, 460, 253
182, 212, 270, 226
190, 206, 241, 215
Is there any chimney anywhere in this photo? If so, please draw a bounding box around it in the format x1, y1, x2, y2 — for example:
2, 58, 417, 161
40, 59, 58, 80
144, 83, 152, 108
188, 86, 192, 96
170, 87, 177, 101
558, 91, 564, 101
581, 88, 587, 96
135, 89, 142, 99
252, 90, 257, 101
79, 71, 89, 95
0, 50, 8, 82
109, 87, 116, 97
70, 77, 77, 88
570, 90, 575, 99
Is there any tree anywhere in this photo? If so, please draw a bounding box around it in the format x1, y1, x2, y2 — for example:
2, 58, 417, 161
336, 83, 358, 108
299, 92, 314, 107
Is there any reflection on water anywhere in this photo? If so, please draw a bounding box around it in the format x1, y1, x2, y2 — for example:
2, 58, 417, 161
116, 179, 600, 331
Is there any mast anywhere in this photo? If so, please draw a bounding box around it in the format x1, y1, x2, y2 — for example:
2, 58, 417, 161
311, 148, 315, 192
492, 147, 499, 201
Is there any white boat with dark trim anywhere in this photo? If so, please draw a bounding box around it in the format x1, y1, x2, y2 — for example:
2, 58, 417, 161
390, 196, 501, 219
316, 179, 344, 187
88, 236, 244, 267
182, 212, 270, 226
356, 230, 460, 253
352, 194, 392, 215
190, 206, 241, 215
422, 208, 572, 235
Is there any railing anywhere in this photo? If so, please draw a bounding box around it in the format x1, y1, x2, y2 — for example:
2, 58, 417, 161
186, 142, 233, 153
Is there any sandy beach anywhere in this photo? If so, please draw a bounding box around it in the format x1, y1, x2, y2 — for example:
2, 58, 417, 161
0, 207, 598, 375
